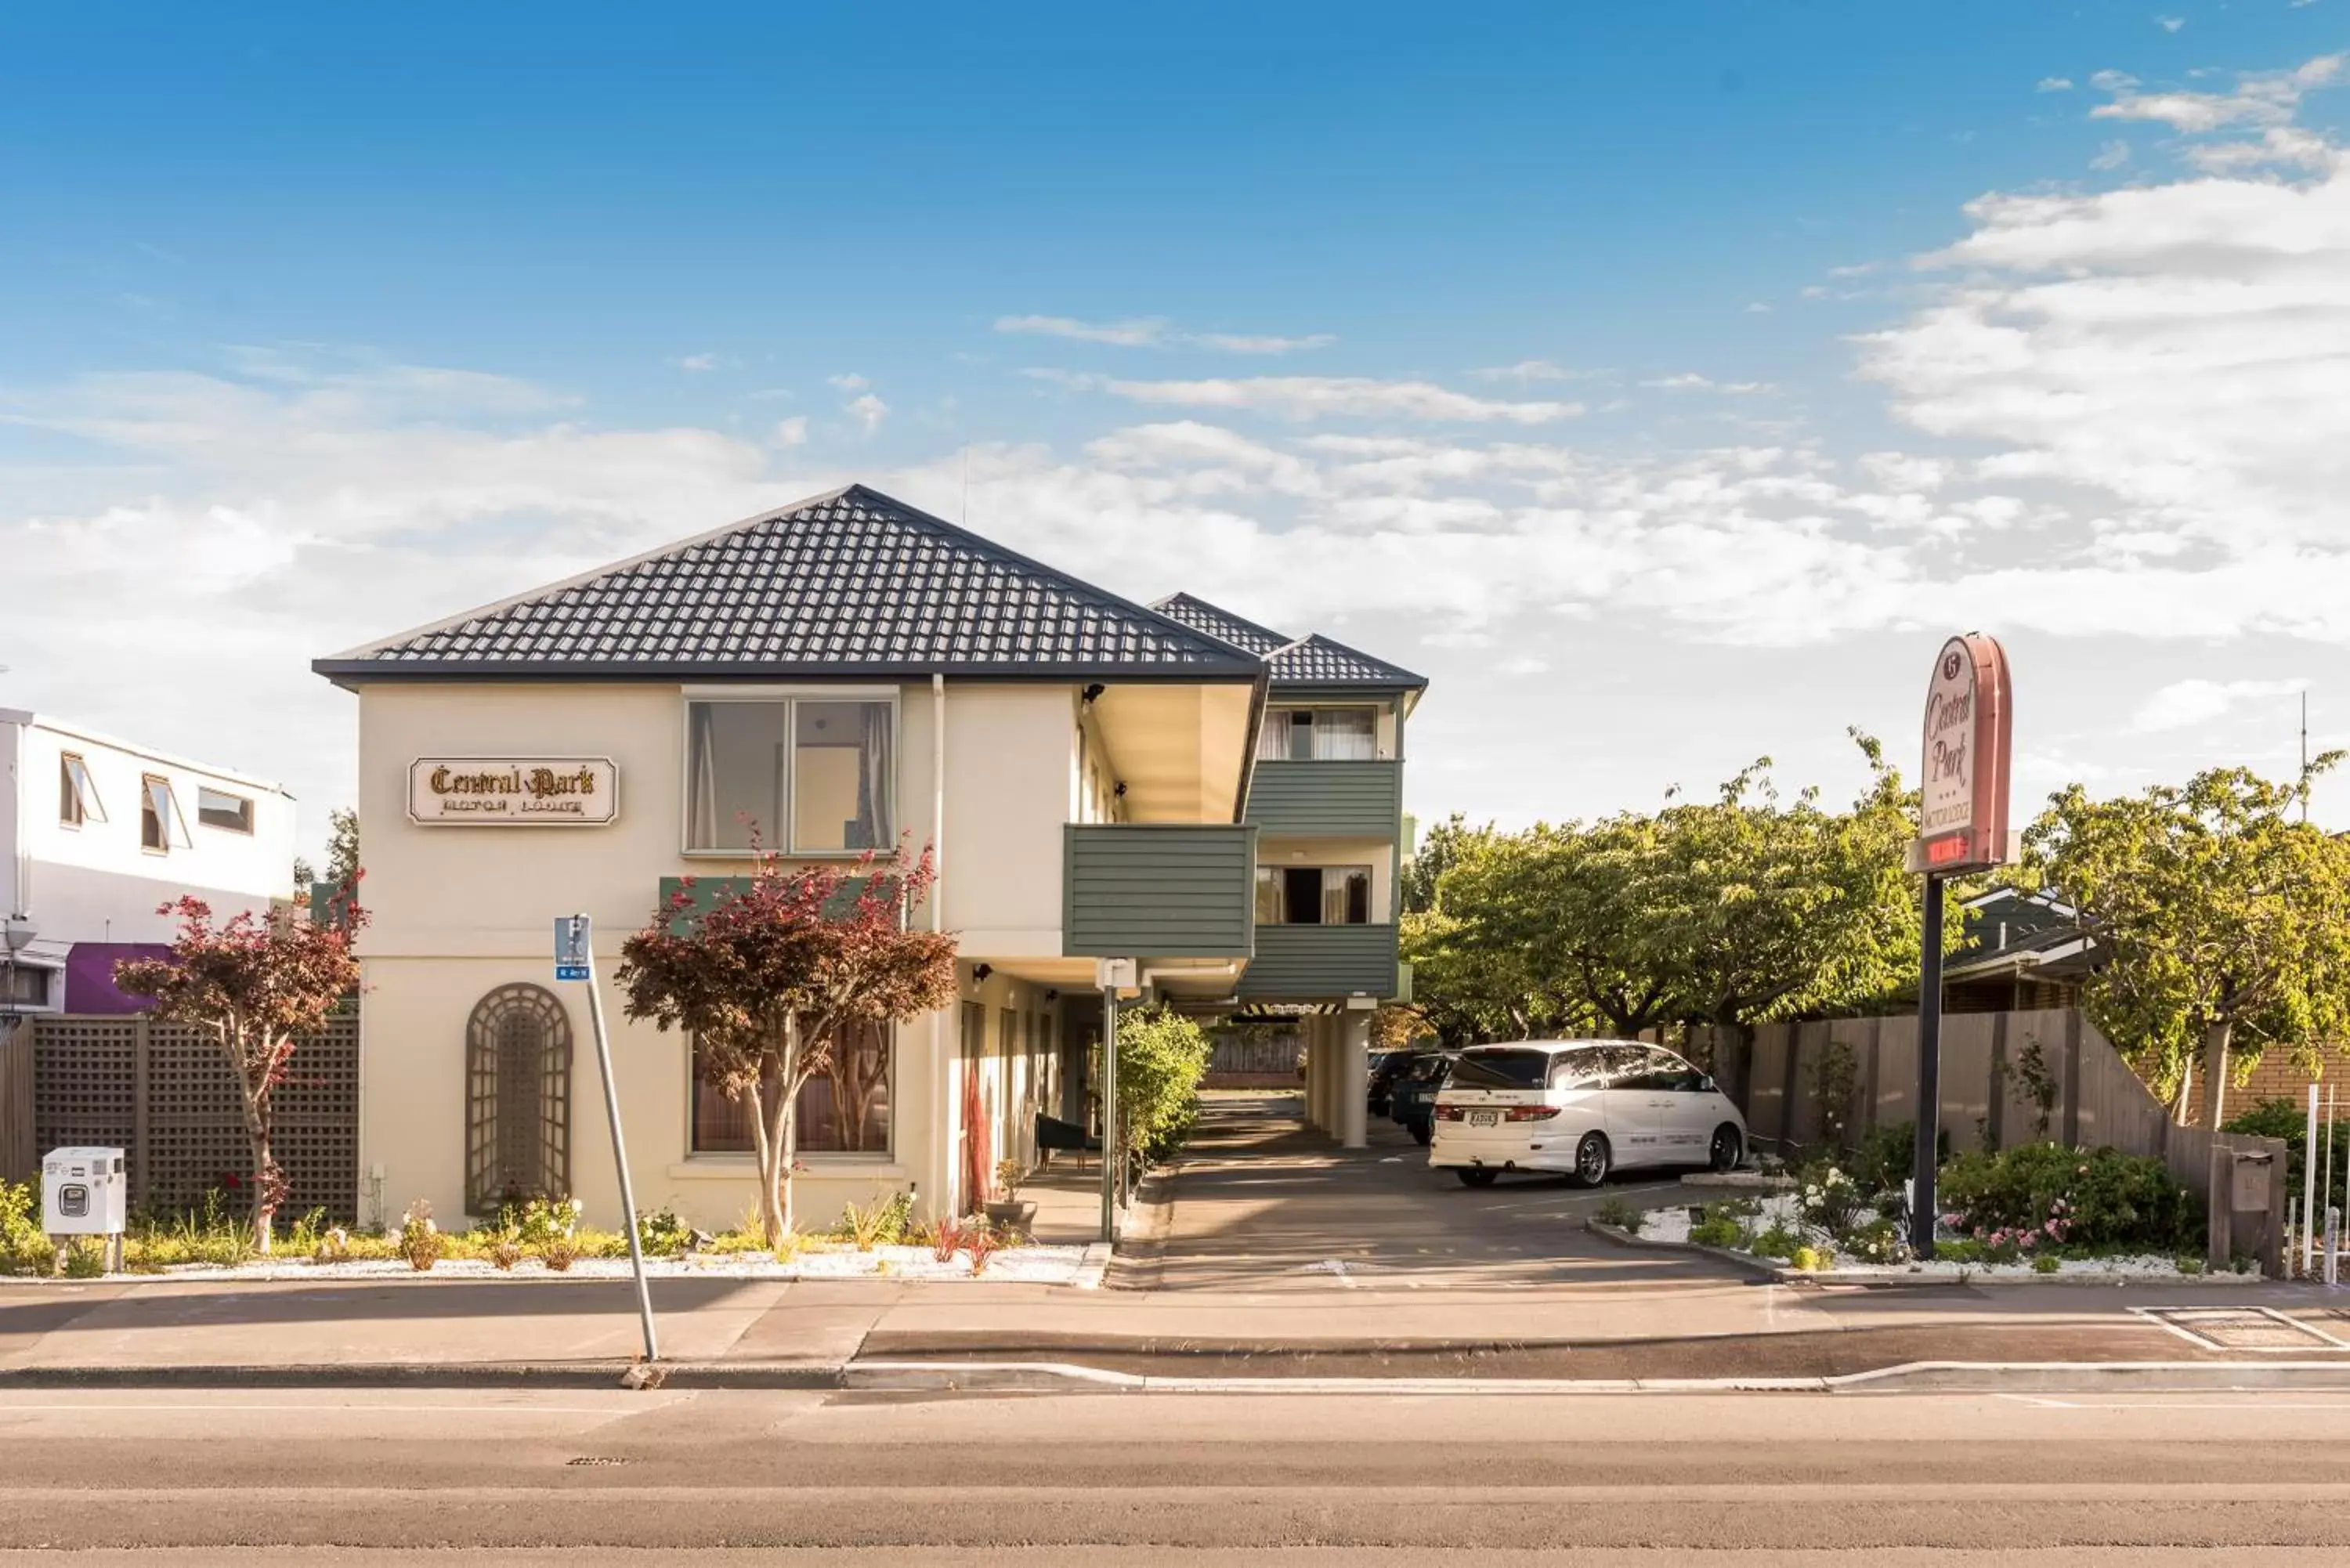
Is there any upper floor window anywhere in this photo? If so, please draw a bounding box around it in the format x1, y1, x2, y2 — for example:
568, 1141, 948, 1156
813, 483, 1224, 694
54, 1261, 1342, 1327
1259, 706, 1378, 762
686, 697, 894, 854
58, 754, 103, 827
139, 775, 191, 854
2, 963, 50, 1010
1256, 864, 1373, 925
197, 786, 254, 834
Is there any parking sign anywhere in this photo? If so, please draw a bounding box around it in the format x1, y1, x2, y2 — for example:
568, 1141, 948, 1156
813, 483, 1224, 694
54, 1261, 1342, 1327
555, 916, 592, 982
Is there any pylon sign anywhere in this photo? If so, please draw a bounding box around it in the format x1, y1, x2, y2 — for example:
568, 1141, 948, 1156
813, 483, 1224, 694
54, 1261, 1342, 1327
1911, 632, 2014, 875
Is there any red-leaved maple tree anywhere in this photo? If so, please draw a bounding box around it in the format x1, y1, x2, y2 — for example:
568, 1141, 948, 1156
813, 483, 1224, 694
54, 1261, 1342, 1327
114, 885, 367, 1252
616, 843, 957, 1243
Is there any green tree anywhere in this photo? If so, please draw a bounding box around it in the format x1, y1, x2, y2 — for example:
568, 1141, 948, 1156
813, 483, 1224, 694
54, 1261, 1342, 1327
325, 807, 360, 888
1647, 734, 1925, 1091
616, 845, 958, 1241
2025, 761, 2350, 1126
1401, 812, 1488, 916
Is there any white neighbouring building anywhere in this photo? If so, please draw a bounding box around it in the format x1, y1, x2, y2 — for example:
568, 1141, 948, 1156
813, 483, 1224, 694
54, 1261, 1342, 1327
2, 709, 300, 1017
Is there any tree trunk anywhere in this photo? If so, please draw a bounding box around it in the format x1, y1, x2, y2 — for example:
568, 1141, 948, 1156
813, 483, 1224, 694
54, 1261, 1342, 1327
776, 1017, 803, 1239
2199, 1019, 2232, 1130
744, 1078, 782, 1246
246, 1130, 275, 1255
2171, 1053, 2195, 1126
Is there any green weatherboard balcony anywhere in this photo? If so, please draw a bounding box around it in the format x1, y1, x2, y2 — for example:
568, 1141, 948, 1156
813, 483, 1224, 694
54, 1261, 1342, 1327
1063, 823, 1257, 959
1237, 922, 1402, 1001
1245, 760, 1402, 837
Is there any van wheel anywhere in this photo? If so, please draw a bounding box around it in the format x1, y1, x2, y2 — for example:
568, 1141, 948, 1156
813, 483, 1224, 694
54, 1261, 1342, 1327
1709, 1125, 1743, 1172
1573, 1133, 1612, 1187
1455, 1168, 1499, 1188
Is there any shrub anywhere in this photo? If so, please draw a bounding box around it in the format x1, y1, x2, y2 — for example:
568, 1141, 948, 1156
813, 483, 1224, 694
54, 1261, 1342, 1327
964, 1223, 1000, 1276
313, 1227, 352, 1264
0, 1179, 52, 1275
1592, 1196, 1645, 1234
931, 1221, 962, 1263
1938, 1143, 2197, 1252
399, 1201, 443, 1272
1799, 1167, 1868, 1237
634, 1208, 694, 1259
540, 1235, 580, 1272
61, 1239, 108, 1279
2175, 1253, 2204, 1276
1689, 1205, 1748, 1249
2034, 1252, 2060, 1274
1841, 1216, 1907, 1265
836, 1190, 915, 1251
1749, 1224, 1802, 1260
1790, 1245, 1831, 1272
502, 1196, 583, 1248
488, 1238, 523, 1271
1101, 1006, 1214, 1164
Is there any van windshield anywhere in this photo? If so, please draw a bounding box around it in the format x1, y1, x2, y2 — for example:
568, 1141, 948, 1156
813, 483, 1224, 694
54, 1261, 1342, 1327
1449, 1049, 1550, 1089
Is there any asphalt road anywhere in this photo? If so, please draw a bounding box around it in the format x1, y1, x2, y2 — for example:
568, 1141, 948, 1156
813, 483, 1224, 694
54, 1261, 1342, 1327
0, 1385, 2346, 1561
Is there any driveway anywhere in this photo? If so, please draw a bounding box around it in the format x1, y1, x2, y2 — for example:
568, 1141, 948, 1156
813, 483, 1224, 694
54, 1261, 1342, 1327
1126, 1090, 1751, 1292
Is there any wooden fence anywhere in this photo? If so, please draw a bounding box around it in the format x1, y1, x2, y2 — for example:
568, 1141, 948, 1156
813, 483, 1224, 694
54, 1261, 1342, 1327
1655, 1008, 2289, 1274
1205, 1031, 1303, 1087
17, 1013, 360, 1222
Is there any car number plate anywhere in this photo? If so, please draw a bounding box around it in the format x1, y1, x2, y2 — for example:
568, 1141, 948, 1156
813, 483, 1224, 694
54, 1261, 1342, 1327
1470, 1111, 1500, 1126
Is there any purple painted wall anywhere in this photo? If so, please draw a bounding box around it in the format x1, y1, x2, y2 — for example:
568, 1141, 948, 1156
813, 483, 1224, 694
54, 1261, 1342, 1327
63, 943, 172, 1014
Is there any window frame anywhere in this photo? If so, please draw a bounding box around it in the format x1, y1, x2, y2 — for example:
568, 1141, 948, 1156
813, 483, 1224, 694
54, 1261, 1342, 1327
1257, 703, 1385, 763
196, 785, 255, 835
139, 774, 188, 856
684, 1020, 898, 1162
57, 753, 104, 829
678, 686, 899, 859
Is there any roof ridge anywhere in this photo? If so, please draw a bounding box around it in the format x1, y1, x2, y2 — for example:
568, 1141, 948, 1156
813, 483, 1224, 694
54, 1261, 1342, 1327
1282, 630, 1426, 685
1148, 592, 1295, 656
320, 482, 862, 663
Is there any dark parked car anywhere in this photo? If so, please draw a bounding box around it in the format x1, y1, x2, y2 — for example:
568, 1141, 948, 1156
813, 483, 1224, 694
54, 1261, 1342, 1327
1368, 1048, 1430, 1116
1388, 1051, 1459, 1146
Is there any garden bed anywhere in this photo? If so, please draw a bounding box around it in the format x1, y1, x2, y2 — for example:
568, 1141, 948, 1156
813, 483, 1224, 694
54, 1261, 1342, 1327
7, 1242, 1105, 1287
1596, 1133, 2245, 1285
1600, 1196, 2248, 1284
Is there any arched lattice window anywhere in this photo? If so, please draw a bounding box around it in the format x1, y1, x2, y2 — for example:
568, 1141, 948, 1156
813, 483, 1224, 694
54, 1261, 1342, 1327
465, 984, 573, 1216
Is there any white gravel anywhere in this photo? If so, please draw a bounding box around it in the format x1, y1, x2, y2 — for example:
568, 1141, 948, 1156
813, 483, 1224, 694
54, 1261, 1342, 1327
1622, 1193, 2224, 1281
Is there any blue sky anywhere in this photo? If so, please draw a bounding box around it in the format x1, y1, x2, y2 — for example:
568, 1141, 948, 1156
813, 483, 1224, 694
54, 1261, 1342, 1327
5, 2, 2350, 855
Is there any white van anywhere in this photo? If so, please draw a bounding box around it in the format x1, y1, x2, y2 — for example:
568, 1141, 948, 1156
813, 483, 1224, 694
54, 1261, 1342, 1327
1428, 1040, 1748, 1189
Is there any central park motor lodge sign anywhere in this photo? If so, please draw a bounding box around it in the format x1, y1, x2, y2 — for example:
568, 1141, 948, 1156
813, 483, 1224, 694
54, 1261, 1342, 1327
407, 757, 619, 826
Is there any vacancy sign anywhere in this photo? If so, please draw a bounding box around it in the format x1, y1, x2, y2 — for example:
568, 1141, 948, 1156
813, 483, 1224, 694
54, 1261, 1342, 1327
1911, 632, 2014, 875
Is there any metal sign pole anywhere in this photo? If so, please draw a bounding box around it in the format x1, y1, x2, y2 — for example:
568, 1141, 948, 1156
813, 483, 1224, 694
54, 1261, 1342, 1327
2308, 1086, 2323, 1277
1099, 985, 1119, 1243
566, 916, 658, 1365
1911, 875, 1945, 1260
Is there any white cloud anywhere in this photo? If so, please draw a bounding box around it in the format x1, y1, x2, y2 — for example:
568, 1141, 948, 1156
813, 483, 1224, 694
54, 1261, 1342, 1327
674, 352, 719, 372
829, 372, 870, 391
2089, 139, 2131, 170
2186, 126, 2340, 173
2039, 77, 2076, 92
1745, 302, 1773, 314
1473, 359, 1571, 381
1643, 373, 1775, 394
995, 314, 1170, 347
844, 392, 889, 435
2090, 53, 2341, 133
1191, 332, 1336, 355
2156, 15, 2186, 34
994, 315, 1332, 354
2131, 677, 2308, 732
772, 415, 808, 447
1031, 370, 1583, 424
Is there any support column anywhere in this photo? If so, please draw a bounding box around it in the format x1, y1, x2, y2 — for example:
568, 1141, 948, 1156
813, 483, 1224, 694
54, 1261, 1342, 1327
1303, 1022, 1325, 1129
1340, 1007, 1370, 1149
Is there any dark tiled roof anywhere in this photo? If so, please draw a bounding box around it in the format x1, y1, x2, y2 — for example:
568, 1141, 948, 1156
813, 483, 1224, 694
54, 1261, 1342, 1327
1267, 634, 1426, 689
316, 486, 1266, 681
1149, 593, 1290, 656
1150, 594, 1426, 691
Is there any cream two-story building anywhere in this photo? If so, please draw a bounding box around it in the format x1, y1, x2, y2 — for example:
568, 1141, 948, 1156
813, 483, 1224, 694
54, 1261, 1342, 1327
315, 485, 1423, 1231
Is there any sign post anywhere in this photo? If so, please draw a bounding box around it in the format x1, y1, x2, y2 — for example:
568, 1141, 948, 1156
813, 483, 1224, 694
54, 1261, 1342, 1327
1904, 634, 2014, 1259
558, 916, 658, 1364
1096, 958, 1137, 1242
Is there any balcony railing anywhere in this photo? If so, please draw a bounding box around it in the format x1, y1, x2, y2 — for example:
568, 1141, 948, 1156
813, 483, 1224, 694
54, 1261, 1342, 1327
1062, 824, 1257, 959
1245, 760, 1402, 838
1235, 922, 1401, 1000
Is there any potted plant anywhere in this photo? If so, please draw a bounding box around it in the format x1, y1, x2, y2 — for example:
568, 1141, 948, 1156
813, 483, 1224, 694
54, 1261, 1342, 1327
984, 1158, 1036, 1234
